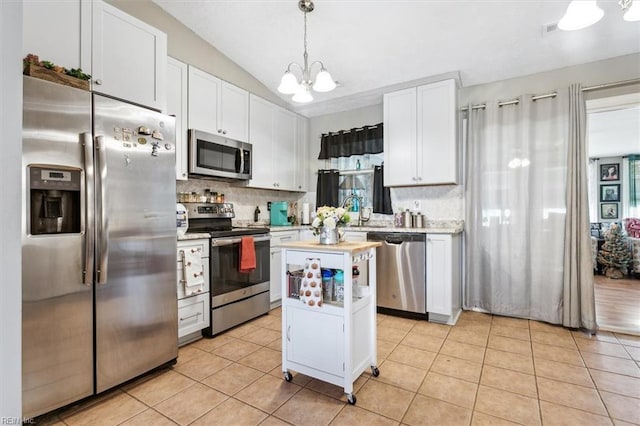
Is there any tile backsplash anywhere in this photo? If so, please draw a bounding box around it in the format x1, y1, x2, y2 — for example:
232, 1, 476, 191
177, 179, 463, 224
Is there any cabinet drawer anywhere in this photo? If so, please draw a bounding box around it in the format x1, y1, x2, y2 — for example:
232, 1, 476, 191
177, 240, 209, 260
177, 293, 210, 338
271, 231, 299, 247
176, 262, 210, 300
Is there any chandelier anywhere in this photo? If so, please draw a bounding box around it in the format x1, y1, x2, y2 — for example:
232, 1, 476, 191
558, 0, 639, 31
277, 0, 336, 103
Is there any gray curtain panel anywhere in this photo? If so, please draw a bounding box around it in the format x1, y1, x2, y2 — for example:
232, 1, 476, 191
563, 84, 597, 331
465, 93, 568, 324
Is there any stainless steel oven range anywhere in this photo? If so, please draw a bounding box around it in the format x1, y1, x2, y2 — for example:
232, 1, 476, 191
184, 203, 270, 336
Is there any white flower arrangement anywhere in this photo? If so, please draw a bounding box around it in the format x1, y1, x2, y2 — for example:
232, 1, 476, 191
311, 206, 350, 236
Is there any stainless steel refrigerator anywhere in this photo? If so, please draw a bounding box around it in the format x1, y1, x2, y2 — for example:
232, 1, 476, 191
22, 76, 178, 418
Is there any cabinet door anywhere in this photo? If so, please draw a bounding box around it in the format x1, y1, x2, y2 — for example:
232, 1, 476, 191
270, 249, 282, 303
248, 94, 275, 189
273, 107, 297, 191
293, 114, 308, 192
426, 234, 453, 316
167, 57, 188, 180
286, 306, 344, 376
383, 87, 417, 186
219, 81, 249, 142
417, 79, 457, 184
23, 0, 91, 73
188, 66, 220, 135
92, 1, 166, 111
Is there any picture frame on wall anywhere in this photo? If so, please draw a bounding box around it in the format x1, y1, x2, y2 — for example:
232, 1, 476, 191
600, 163, 619, 181
601, 203, 619, 220
600, 184, 620, 202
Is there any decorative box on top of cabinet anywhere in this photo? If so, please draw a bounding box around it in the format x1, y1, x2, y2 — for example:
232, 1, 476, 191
23, 0, 167, 112
384, 79, 457, 186
177, 239, 211, 345
279, 240, 382, 404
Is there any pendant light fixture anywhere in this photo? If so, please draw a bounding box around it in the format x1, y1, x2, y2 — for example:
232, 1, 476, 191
558, 0, 639, 31
278, 0, 336, 103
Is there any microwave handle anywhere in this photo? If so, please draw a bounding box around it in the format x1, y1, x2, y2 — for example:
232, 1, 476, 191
237, 148, 243, 175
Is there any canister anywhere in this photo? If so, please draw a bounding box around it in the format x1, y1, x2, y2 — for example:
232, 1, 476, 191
402, 210, 412, 228
412, 213, 424, 228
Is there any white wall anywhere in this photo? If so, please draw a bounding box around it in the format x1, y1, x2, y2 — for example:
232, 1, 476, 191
0, 0, 23, 419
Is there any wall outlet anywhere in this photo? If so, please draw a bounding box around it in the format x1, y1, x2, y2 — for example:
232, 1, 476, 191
267, 201, 271, 211
413, 200, 421, 211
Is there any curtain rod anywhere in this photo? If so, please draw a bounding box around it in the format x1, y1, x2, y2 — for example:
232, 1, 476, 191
322, 125, 378, 136
460, 77, 640, 111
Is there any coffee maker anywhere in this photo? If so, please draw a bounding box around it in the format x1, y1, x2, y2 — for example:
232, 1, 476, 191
28, 166, 81, 235
270, 201, 290, 226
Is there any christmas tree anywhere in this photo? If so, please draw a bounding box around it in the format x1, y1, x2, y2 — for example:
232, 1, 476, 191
597, 223, 633, 279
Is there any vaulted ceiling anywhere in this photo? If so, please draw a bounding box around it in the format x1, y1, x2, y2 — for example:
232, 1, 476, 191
154, 0, 640, 117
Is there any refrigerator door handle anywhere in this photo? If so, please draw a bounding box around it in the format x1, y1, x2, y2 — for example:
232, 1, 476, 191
95, 135, 109, 284
82, 132, 95, 286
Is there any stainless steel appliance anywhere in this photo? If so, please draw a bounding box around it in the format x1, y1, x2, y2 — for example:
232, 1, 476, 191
22, 76, 178, 418
183, 203, 270, 336
188, 129, 252, 180
366, 232, 427, 317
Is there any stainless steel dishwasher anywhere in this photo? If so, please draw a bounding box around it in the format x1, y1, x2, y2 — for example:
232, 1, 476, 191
367, 232, 426, 316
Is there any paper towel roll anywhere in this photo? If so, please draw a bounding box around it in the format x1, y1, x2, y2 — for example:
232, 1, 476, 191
302, 203, 310, 225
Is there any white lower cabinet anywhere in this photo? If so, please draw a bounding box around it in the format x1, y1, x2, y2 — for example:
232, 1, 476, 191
286, 307, 344, 376
177, 293, 210, 339
270, 230, 300, 306
177, 239, 211, 345
426, 233, 461, 325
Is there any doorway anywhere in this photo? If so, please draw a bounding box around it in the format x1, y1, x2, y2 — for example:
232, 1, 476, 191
587, 93, 640, 335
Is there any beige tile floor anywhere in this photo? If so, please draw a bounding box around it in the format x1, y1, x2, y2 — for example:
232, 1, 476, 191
39, 309, 640, 426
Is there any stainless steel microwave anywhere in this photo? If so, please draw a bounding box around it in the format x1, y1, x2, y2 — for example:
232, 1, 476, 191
188, 129, 252, 180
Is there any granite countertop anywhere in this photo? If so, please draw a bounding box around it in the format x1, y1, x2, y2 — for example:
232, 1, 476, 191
177, 232, 211, 241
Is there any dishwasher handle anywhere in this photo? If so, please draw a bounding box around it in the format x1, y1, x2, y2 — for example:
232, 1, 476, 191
366, 232, 426, 243
384, 236, 404, 245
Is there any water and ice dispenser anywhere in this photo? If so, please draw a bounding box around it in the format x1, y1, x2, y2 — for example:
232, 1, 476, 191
28, 166, 81, 235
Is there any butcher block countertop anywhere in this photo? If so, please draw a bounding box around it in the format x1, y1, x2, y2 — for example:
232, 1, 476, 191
277, 240, 382, 253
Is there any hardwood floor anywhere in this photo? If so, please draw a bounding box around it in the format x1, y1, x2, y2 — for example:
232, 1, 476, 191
594, 274, 640, 335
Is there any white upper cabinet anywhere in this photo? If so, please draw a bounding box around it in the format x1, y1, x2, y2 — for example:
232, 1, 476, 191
187, 66, 249, 143
220, 81, 250, 142
167, 57, 188, 180
384, 79, 457, 186
187, 66, 220, 135
92, 1, 167, 111
294, 114, 309, 192
24, 0, 167, 111
248, 94, 304, 191
23, 0, 91, 72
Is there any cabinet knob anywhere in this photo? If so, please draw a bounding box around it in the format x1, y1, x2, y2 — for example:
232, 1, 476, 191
95, 79, 103, 85
182, 173, 187, 177
217, 129, 223, 133
222, 130, 227, 135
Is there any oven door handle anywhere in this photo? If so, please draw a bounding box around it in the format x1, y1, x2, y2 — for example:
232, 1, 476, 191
211, 235, 271, 246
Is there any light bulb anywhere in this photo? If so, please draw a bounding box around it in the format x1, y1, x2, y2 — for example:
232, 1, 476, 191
624, 0, 640, 21
292, 85, 313, 103
558, 1, 604, 30
278, 71, 299, 94
312, 69, 336, 92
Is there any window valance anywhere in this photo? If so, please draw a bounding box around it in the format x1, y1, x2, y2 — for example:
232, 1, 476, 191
318, 123, 383, 160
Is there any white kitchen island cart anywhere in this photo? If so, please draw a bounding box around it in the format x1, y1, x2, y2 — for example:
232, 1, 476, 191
279, 240, 382, 405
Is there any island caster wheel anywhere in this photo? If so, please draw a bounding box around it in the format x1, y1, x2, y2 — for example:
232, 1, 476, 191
283, 371, 293, 382
371, 366, 380, 377
347, 393, 357, 405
